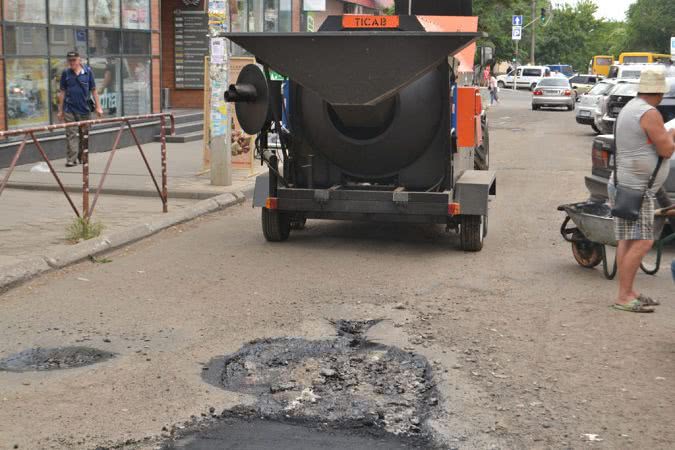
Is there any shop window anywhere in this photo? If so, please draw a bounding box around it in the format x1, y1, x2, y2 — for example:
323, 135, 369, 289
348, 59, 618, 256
122, 31, 151, 54
49, 0, 86, 26
122, 57, 151, 115
88, 29, 121, 56
6, 58, 50, 129
88, 0, 120, 27
89, 57, 121, 117
50, 28, 88, 57
122, 0, 150, 29
3, 0, 46, 24
3, 25, 48, 55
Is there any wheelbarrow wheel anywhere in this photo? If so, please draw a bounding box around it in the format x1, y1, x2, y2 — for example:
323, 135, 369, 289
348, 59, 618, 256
571, 233, 603, 268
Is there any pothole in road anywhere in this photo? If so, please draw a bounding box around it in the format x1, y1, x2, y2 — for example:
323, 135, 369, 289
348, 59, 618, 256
166, 320, 439, 448
0, 346, 115, 372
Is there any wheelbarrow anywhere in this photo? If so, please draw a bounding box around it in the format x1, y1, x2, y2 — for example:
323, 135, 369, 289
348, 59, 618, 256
558, 201, 675, 279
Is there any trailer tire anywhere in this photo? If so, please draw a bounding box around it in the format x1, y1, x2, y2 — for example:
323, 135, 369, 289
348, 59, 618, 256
460, 215, 485, 252
262, 208, 291, 242
290, 216, 307, 230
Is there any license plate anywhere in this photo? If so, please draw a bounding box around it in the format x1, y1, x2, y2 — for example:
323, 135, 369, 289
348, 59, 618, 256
580, 110, 591, 117
544, 90, 559, 95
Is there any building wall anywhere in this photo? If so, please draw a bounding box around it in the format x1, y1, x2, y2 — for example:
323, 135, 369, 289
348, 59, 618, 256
160, 0, 205, 109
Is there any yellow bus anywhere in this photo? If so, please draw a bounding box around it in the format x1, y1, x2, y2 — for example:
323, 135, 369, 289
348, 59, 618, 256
589, 55, 614, 77
618, 52, 671, 64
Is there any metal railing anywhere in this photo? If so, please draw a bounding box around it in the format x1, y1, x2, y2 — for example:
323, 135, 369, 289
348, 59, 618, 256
0, 113, 175, 220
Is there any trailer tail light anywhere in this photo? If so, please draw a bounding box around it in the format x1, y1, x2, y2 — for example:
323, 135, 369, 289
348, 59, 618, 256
448, 202, 461, 216
564, 90, 572, 96
265, 197, 279, 210
591, 145, 610, 169
533, 90, 543, 96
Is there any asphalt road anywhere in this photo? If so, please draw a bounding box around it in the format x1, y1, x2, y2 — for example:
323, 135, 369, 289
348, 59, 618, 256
1, 89, 674, 450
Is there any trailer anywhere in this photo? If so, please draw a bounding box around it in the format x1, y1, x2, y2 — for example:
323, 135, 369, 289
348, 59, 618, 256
223, 2, 495, 251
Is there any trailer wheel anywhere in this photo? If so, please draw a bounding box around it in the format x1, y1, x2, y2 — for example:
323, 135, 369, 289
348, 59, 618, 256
262, 208, 291, 242
460, 215, 485, 252
290, 216, 307, 230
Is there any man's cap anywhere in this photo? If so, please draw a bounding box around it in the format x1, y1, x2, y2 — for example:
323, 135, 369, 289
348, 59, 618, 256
638, 68, 669, 94
66, 51, 79, 58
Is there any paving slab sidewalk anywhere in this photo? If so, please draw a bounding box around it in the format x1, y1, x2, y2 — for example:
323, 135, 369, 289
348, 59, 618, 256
0, 139, 262, 291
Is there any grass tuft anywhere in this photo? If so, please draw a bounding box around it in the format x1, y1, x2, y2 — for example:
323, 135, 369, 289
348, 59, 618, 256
66, 217, 104, 242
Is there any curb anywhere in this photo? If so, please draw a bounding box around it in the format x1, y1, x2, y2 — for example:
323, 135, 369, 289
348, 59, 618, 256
5, 182, 238, 200
0, 191, 246, 293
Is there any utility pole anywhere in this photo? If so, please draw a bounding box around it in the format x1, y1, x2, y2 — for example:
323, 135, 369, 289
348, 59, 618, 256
530, 0, 536, 65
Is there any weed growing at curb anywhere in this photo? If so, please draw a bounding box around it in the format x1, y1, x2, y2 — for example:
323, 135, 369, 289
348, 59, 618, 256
66, 218, 104, 242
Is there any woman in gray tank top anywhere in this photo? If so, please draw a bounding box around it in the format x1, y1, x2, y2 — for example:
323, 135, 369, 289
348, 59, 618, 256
607, 69, 674, 313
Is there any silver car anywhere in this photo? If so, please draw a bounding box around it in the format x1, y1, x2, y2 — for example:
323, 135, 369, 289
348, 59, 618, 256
575, 80, 617, 132
531, 78, 575, 110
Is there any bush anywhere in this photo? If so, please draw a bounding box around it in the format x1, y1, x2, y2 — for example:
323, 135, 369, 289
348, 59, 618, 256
66, 217, 104, 242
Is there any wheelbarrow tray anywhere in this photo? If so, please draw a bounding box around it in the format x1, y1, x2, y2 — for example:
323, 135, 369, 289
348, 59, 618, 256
559, 201, 666, 247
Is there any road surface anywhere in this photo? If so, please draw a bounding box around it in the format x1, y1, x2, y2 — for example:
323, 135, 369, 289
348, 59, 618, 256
1, 90, 673, 450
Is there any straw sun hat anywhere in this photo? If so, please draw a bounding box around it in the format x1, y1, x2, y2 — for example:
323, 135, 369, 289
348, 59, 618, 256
638, 68, 669, 94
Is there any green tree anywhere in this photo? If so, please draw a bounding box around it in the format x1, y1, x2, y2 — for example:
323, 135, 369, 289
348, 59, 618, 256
623, 0, 674, 53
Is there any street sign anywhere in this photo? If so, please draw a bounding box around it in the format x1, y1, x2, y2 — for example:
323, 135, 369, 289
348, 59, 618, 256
512, 26, 522, 41
671, 36, 675, 58
512, 15, 523, 26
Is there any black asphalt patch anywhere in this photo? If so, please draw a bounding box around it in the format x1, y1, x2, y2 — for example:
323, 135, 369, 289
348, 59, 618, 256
0, 346, 115, 372
178, 320, 439, 448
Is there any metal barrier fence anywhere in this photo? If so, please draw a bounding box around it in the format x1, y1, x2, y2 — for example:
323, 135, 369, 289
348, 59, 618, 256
0, 113, 175, 220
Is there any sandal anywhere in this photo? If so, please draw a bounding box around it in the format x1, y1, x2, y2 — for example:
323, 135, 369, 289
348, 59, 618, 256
638, 294, 660, 306
611, 299, 655, 313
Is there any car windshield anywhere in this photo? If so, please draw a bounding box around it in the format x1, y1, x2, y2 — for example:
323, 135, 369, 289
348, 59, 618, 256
537, 79, 569, 87
612, 83, 639, 96
621, 70, 642, 79
589, 82, 612, 95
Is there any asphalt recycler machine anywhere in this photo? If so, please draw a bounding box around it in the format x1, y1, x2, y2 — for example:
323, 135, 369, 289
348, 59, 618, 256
223, 0, 495, 251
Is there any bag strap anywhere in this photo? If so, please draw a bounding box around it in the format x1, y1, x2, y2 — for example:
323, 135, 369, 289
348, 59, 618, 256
647, 157, 664, 190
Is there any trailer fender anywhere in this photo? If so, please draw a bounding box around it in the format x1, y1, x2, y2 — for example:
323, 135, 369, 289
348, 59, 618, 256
454, 170, 496, 216
252, 173, 270, 207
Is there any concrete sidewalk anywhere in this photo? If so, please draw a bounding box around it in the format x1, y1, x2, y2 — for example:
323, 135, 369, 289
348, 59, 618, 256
1, 139, 261, 199
0, 139, 261, 290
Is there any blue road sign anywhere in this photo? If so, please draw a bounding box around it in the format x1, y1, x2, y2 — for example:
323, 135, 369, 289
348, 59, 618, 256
513, 15, 523, 26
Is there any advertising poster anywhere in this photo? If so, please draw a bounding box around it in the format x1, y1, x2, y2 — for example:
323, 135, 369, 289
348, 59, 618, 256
229, 57, 256, 171
7, 58, 50, 129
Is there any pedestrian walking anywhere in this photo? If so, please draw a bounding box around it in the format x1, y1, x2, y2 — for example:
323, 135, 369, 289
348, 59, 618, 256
489, 75, 499, 105
56, 51, 103, 167
608, 69, 674, 312
482, 66, 490, 87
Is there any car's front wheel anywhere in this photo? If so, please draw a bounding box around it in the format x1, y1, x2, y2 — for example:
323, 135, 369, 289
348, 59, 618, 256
498, 81, 505, 89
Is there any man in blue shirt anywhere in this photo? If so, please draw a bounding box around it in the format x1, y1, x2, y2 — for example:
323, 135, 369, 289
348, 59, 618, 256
57, 51, 103, 167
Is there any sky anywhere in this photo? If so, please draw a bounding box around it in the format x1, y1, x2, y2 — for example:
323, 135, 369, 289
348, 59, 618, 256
559, 0, 636, 21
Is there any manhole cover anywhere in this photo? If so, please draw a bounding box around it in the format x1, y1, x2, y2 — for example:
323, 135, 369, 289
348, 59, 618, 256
0, 346, 115, 372
203, 320, 438, 440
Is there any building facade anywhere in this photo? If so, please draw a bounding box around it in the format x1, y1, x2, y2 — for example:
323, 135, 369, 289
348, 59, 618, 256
0, 0, 388, 130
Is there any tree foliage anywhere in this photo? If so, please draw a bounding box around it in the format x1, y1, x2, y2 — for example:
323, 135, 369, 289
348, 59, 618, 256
623, 0, 674, 53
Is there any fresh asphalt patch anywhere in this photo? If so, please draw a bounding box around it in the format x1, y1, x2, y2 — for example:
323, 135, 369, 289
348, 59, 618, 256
158, 320, 439, 449
0, 346, 115, 372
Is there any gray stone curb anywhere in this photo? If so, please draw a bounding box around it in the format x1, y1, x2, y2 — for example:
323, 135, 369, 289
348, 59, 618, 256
0, 191, 246, 293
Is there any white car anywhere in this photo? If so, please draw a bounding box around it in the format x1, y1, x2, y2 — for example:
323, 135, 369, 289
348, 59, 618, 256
497, 65, 552, 91
575, 79, 617, 133
606, 63, 663, 80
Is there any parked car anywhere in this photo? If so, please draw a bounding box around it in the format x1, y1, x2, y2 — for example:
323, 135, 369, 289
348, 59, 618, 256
497, 65, 552, 91
606, 63, 660, 80
569, 74, 601, 98
547, 64, 575, 78
595, 81, 639, 134
576, 79, 618, 132
531, 78, 575, 110
585, 77, 675, 204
